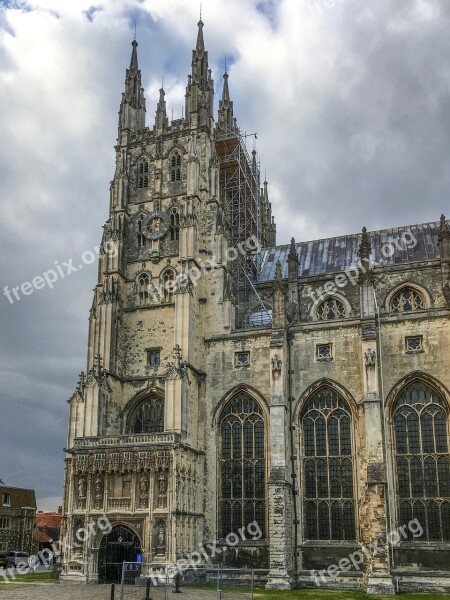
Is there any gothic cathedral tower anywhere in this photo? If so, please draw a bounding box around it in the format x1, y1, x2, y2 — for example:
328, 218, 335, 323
62, 21, 277, 585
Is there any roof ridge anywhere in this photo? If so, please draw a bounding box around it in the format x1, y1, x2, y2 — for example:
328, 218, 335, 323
261, 219, 444, 251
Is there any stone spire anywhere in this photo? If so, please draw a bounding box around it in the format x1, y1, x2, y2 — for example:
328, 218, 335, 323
261, 180, 276, 247
288, 238, 298, 282
185, 20, 214, 126
155, 87, 168, 131
217, 71, 235, 133
358, 226, 374, 285
196, 17, 205, 52
359, 226, 371, 262
438, 214, 450, 260
118, 40, 146, 141
272, 261, 286, 330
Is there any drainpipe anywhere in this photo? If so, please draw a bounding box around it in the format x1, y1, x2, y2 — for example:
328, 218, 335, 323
287, 327, 299, 579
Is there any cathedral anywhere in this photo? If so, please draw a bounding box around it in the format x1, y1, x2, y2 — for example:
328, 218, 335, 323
61, 20, 450, 593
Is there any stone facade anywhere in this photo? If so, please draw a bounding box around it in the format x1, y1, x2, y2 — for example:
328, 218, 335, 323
61, 21, 450, 593
0, 486, 37, 554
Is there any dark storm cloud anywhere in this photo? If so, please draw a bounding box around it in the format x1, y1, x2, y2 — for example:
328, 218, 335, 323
0, 0, 449, 508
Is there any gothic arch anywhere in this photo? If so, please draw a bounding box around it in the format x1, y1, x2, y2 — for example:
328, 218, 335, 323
309, 293, 352, 321
159, 267, 177, 302
169, 147, 183, 183
384, 282, 431, 312
294, 378, 359, 423
245, 302, 273, 328
135, 269, 152, 283
98, 523, 142, 584
167, 144, 185, 158
212, 384, 270, 427
136, 154, 150, 171
121, 388, 165, 434
387, 372, 450, 542
136, 271, 152, 304
297, 380, 358, 541
386, 371, 450, 414
216, 388, 269, 539
94, 520, 141, 548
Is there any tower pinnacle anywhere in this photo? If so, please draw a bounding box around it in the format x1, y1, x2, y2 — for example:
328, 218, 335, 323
217, 71, 235, 134
130, 39, 138, 69
196, 19, 205, 52
118, 40, 146, 141
185, 20, 214, 125
155, 87, 168, 131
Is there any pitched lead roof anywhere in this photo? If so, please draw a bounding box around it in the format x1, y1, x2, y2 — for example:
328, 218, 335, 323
258, 221, 443, 282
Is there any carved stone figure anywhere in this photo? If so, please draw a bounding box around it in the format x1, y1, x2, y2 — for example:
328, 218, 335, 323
158, 471, 167, 508
78, 477, 86, 498
140, 473, 149, 497
271, 355, 282, 373
94, 475, 104, 499
364, 348, 377, 366
189, 132, 197, 158
155, 521, 166, 555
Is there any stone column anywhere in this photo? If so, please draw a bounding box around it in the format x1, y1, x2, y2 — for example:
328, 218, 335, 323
266, 279, 294, 589
361, 317, 395, 594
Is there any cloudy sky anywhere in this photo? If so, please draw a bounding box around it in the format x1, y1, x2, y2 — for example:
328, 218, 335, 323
0, 0, 449, 510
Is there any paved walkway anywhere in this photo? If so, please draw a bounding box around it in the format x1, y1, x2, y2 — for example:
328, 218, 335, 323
0, 583, 249, 599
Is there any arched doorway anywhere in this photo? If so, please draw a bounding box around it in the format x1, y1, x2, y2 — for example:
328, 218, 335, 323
98, 525, 141, 584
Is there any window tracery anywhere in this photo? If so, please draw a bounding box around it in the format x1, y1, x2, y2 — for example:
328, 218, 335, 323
127, 396, 164, 434
316, 297, 347, 321
391, 287, 425, 313
301, 386, 356, 541
219, 393, 266, 538
393, 380, 450, 541
170, 151, 181, 182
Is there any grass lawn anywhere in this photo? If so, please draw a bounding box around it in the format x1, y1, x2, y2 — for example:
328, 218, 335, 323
0, 571, 55, 590
251, 589, 450, 600
183, 583, 450, 599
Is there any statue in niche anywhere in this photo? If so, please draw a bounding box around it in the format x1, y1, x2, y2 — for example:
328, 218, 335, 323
140, 473, 149, 497
364, 348, 377, 366
77, 477, 86, 498
189, 132, 197, 159
94, 475, 104, 499
271, 355, 282, 373
154, 521, 166, 555
158, 471, 167, 508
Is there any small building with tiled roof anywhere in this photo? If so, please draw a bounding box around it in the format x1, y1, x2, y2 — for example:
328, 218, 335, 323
0, 485, 37, 554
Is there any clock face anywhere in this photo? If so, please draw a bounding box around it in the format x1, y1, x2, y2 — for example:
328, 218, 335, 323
141, 211, 171, 240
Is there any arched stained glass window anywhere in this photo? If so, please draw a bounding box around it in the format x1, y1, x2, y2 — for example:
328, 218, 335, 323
390, 287, 425, 313
162, 270, 175, 303
170, 152, 181, 182
219, 393, 266, 539
301, 386, 356, 541
316, 298, 347, 321
170, 209, 180, 241
393, 381, 450, 541
128, 397, 164, 434
137, 213, 147, 247
138, 274, 149, 303
138, 160, 149, 187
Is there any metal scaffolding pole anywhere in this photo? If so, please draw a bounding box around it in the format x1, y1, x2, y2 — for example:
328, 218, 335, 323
216, 127, 269, 329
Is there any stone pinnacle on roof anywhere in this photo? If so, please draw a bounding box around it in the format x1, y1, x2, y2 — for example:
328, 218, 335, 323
358, 226, 371, 261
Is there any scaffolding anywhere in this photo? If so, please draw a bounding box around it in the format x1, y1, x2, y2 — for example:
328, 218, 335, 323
216, 127, 269, 329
